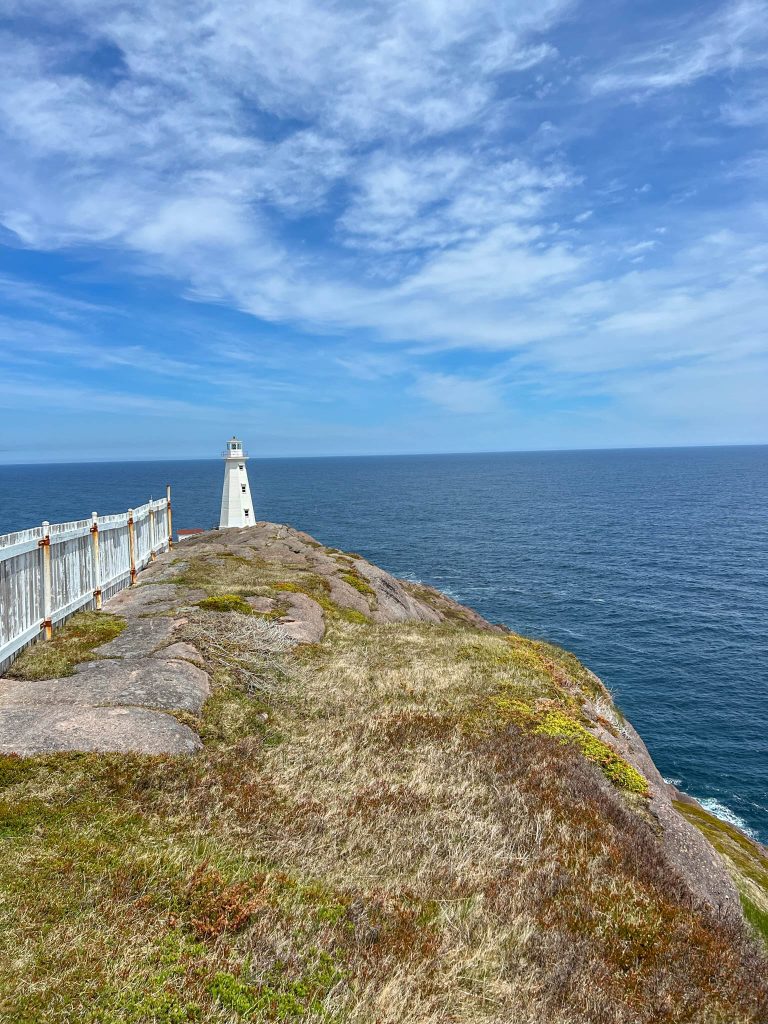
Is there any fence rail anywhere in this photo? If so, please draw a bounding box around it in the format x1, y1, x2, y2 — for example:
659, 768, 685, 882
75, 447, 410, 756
0, 486, 173, 674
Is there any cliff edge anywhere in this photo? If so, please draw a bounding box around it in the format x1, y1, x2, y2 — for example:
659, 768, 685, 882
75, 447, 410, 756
1, 522, 766, 1023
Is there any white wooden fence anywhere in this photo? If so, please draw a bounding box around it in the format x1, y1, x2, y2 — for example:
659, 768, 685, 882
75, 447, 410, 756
0, 487, 174, 673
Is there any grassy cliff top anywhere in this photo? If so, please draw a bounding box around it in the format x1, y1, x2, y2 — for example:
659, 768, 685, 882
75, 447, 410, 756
1, 523, 766, 1023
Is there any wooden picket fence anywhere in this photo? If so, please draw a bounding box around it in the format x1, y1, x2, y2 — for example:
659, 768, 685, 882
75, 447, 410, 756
0, 487, 173, 673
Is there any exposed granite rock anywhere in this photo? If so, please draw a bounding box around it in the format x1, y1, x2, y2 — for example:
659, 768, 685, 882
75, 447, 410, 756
353, 559, 443, 625
134, 557, 188, 583
92, 616, 178, 658
246, 596, 278, 614
327, 576, 372, 618
152, 641, 205, 666
0, 705, 201, 755
584, 687, 741, 920
400, 578, 506, 633
278, 592, 325, 644
0, 658, 210, 715
179, 523, 491, 630
0, 577, 211, 753
105, 584, 206, 618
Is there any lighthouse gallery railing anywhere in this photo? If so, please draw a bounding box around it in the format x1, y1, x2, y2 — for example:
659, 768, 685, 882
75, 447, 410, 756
0, 492, 172, 673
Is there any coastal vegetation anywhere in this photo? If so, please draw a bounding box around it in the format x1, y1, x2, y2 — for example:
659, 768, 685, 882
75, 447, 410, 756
675, 799, 768, 945
7, 611, 125, 681
197, 594, 256, 615
1, 529, 766, 1022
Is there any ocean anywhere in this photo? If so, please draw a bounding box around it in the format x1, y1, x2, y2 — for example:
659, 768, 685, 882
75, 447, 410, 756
1, 446, 766, 842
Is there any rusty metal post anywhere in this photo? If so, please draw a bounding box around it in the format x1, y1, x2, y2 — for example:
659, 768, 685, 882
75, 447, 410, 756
39, 520, 52, 639
166, 484, 173, 548
91, 512, 102, 609
148, 498, 157, 561
127, 509, 137, 585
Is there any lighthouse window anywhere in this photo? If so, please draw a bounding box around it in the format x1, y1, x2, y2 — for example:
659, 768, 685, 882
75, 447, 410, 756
241, 484, 246, 493
244, 509, 250, 517
239, 464, 244, 470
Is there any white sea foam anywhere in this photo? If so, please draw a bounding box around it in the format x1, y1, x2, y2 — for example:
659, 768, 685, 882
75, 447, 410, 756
400, 571, 423, 584
399, 571, 463, 602
698, 797, 758, 840
663, 776, 682, 787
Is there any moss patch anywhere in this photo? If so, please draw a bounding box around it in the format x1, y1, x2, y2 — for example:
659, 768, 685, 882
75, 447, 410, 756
533, 708, 648, 794
274, 579, 370, 625
196, 594, 254, 615
6, 611, 126, 680
340, 571, 375, 599
209, 950, 344, 1021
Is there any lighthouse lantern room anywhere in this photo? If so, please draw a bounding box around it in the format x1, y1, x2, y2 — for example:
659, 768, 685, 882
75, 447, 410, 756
219, 436, 254, 529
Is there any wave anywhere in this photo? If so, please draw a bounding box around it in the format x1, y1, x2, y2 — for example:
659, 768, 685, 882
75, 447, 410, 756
697, 797, 758, 840
400, 571, 462, 602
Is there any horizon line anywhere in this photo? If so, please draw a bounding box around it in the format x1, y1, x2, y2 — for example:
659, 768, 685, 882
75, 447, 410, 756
1, 441, 767, 469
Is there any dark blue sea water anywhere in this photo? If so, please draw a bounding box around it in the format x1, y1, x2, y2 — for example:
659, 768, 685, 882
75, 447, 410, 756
1, 447, 766, 842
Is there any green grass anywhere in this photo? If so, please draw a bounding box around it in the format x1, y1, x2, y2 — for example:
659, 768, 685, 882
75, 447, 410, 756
209, 951, 344, 1021
6, 611, 126, 680
742, 895, 768, 945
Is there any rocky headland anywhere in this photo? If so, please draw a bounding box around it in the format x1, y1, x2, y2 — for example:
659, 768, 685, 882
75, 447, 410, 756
1, 522, 766, 1022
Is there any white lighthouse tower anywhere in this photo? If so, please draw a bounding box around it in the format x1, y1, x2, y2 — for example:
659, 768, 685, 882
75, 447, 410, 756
219, 436, 254, 528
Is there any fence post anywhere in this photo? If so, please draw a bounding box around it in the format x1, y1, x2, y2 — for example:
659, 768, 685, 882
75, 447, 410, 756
91, 512, 102, 609
128, 509, 137, 585
149, 498, 157, 561
39, 521, 52, 639
166, 484, 173, 548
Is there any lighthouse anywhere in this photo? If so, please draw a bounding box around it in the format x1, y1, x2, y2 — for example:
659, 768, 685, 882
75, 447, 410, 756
219, 436, 254, 528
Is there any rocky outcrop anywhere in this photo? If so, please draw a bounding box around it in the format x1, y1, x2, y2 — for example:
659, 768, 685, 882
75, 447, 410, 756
172, 522, 500, 631
0, 705, 201, 755
246, 592, 326, 644
0, 521, 751, 930
0, 658, 209, 715
581, 680, 742, 920
0, 585, 211, 756
90, 616, 177, 658
104, 582, 207, 617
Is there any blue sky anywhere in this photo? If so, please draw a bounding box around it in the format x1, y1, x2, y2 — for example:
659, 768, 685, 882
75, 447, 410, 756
0, 0, 766, 462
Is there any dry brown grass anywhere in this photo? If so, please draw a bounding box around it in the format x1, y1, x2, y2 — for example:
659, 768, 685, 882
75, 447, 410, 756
1, 563, 766, 1023
183, 609, 295, 696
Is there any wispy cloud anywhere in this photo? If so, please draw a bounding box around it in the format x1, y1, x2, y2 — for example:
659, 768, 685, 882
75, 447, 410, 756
0, 0, 766, 456
591, 0, 768, 95
413, 372, 504, 414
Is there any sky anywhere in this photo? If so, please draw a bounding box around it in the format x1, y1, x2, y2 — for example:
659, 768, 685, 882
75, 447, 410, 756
0, 0, 766, 462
